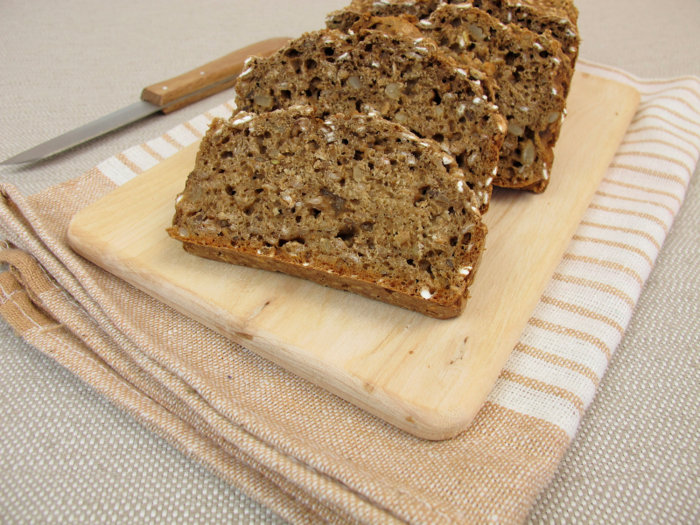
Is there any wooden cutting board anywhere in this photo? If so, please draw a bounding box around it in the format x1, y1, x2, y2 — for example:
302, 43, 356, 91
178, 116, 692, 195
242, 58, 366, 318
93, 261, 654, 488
68, 71, 640, 440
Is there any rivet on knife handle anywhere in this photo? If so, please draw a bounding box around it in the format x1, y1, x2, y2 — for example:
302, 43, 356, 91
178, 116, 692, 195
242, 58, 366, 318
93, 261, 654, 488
141, 37, 291, 114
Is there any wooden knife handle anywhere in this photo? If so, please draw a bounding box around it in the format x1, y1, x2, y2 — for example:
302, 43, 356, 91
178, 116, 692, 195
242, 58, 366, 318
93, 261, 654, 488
140, 37, 291, 114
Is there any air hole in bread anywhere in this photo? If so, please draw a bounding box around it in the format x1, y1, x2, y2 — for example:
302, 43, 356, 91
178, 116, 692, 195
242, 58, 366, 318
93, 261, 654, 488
418, 259, 433, 277
336, 224, 357, 247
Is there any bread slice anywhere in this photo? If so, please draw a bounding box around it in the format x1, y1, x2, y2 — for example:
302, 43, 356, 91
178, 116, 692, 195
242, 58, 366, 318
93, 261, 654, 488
326, 0, 580, 65
233, 25, 506, 212
397, 5, 572, 191
168, 106, 487, 319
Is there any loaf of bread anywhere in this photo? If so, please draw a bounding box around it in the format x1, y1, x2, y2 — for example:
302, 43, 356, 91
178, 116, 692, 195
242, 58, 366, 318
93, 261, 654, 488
233, 25, 506, 212
168, 106, 487, 319
326, 0, 580, 64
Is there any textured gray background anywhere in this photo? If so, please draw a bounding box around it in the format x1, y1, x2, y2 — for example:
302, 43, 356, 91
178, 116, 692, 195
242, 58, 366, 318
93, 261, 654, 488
1, 0, 699, 523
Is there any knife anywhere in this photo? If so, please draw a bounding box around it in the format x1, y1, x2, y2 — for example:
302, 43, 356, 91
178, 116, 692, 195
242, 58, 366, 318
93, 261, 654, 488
1, 37, 291, 165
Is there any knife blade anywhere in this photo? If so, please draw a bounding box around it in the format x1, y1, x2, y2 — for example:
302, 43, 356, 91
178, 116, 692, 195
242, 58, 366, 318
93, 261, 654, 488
1, 37, 291, 165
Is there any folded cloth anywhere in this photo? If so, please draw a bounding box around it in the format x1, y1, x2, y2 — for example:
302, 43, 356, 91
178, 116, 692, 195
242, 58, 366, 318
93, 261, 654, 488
1, 61, 698, 525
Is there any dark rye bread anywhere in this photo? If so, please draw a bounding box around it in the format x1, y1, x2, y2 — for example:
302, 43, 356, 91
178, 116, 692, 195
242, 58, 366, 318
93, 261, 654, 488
233, 25, 506, 212
168, 106, 487, 319
326, 0, 580, 65
380, 5, 572, 191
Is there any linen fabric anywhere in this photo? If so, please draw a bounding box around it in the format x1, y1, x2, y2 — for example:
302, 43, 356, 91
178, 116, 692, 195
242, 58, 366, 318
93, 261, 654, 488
0, 59, 698, 524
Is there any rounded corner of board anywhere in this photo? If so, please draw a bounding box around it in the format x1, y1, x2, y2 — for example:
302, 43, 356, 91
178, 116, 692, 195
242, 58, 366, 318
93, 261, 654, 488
396, 406, 479, 441
66, 215, 85, 248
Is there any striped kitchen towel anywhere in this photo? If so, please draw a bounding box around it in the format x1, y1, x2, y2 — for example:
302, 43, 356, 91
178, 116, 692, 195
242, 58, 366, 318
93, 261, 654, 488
0, 60, 698, 524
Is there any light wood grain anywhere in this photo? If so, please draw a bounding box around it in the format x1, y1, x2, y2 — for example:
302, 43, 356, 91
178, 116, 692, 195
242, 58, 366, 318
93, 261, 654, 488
141, 37, 291, 113
69, 71, 640, 440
